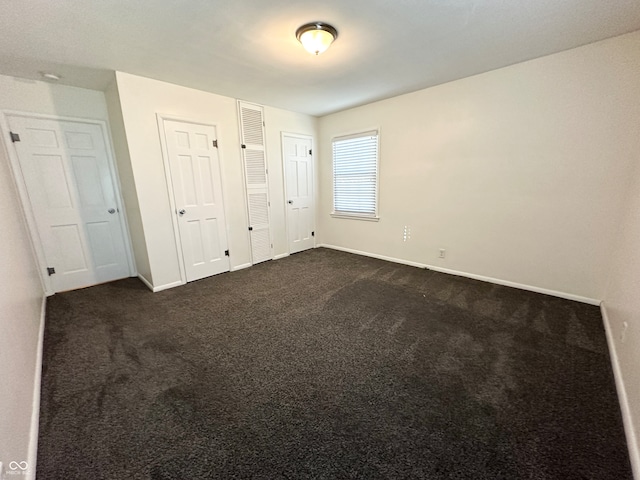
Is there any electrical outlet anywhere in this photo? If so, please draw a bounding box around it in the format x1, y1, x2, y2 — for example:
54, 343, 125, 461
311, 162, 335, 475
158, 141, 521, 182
621, 321, 628, 343
439, 248, 446, 259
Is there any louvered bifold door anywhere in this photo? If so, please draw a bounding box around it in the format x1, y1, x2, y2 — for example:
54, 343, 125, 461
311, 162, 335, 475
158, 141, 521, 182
238, 101, 273, 264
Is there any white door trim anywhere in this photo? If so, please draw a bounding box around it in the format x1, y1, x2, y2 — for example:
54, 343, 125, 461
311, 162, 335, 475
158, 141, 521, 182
281, 132, 316, 254
156, 113, 233, 285
0, 110, 136, 296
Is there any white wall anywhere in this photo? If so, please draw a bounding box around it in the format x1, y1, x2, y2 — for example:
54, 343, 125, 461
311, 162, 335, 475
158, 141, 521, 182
0, 75, 113, 478
317, 31, 640, 302
114, 72, 248, 288
105, 81, 151, 282
113, 72, 317, 289
603, 153, 640, 476
0, 132, 42, 480
0, 75, 112, 121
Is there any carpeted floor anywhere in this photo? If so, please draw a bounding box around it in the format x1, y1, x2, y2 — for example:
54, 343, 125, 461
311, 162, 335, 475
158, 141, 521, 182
38, 248, 631, 479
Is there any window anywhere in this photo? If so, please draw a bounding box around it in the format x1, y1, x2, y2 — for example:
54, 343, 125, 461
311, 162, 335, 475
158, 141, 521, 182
332, 130, 379, 220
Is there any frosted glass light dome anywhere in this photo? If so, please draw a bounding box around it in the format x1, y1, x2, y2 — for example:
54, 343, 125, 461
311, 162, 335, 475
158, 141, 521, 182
296, 23, 338, 55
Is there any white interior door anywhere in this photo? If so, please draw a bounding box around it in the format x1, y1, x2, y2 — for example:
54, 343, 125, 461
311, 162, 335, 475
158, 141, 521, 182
163, 119, 230, 282
238, 101, 273, 264
8, 115, 131, 293
283, 134, 314, 254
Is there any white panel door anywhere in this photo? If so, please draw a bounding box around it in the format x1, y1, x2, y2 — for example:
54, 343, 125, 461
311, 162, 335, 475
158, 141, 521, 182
163, 120, 230, 282
238, 101, 273, 264
8, 115, 130, 292
283, 134, 314, 254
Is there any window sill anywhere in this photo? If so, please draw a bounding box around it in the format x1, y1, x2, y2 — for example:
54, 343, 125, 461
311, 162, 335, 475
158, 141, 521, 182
330, 213, 380, 222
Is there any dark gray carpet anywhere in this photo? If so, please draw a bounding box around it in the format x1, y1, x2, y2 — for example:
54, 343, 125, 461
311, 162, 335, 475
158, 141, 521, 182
38, 248, 631, 479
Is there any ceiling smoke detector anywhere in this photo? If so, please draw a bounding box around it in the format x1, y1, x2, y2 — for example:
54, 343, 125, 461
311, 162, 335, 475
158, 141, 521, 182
41, 72, 61, 81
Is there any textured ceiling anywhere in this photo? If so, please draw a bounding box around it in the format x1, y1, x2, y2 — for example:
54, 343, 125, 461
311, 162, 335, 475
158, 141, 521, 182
1, 0, 640, 116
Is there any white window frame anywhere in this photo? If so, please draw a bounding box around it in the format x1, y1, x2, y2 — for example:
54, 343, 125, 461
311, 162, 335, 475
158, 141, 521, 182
331, 129, 380, 221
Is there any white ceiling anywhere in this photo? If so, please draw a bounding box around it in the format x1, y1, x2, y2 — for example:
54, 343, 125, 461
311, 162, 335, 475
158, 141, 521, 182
1, 0, 640, 116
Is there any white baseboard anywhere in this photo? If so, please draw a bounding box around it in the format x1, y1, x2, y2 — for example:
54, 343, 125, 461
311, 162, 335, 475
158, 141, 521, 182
151, 280, 184, 293
317, 244, 429, 269
231, 263, 252, 272
601, 303, 640, 479
26, 295, 46, 480
137, 274, 184, 293
426, 264, 600, 305
273, 253, 290, 261
317, 244, 600, 305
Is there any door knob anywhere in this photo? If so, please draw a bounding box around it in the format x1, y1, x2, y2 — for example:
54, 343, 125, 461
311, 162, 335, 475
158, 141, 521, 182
288, 200, 293, 204
108, 208, 116, 214
178, 209, 186, 216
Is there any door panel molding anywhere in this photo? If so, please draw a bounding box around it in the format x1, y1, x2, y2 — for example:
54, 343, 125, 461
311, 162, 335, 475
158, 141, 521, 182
1, 110, 136, 295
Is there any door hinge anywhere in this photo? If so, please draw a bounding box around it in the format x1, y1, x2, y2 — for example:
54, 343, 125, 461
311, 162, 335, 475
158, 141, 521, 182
224, 249, 229, 256
248, 226, 253, 231
47, 267, 56, 276
311, 231, 315, 237
10, 132, 20, 143
212, 139, 218, 148
309, 149, 312, 155
265, 168, 268, 174
241, 144, 246, 149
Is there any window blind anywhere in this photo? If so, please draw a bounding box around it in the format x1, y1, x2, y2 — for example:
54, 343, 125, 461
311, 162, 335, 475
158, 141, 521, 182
332, 131, 379, 217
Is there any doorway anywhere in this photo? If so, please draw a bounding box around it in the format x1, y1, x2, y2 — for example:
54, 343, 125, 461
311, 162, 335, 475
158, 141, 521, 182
5, 113, 134, 293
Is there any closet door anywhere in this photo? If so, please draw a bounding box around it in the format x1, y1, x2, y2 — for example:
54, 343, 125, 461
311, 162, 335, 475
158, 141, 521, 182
238, 101, 273, 264
7, 115, 131, 293
283, 133, 315, 254
163, 119, 230, 282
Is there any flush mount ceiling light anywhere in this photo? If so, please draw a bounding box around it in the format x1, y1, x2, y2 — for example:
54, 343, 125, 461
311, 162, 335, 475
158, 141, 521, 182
296, 22, 338, 55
